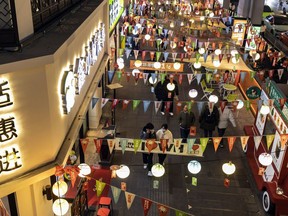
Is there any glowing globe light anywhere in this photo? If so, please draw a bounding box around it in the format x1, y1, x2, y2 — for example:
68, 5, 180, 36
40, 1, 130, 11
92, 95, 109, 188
215, 49, 221, 56
208, 95, 219, 103
209, 12, 214, 17
230, 49, 238, 56
134, 60, 142, 67
180, 21, 184, 26
116, 57, 124, 65
170, 41, 177, 49
190, 18, 195, 24
213, 60, 221, 67
151, 163, 165, 177
52, 199, 69, 216
170, 22, 175, 28
144, 34, 151, 41
255, 53, 260, 61
52, 180, 68, 197
78, 163, 91, 177
173, 62, 181, 70
236, 99, 244, 109
149, 76, 158, 84
231, 57, 239, 64
167, 82, 175, 91
260, 105, 270, 115
132, 69, 140, 76
198, 48, 205, 55
258, 153, 273, 166
189, 89, 198, 98
200, 16, 205, 21
118, 62, 125, 69
132, 29, 138, 35
222, 161, 236, 175
193, 61, 201, 69
154, 62, 161, 69
116, 165, 130, 178
188, 160, 201, 174
195, 10, 200, 15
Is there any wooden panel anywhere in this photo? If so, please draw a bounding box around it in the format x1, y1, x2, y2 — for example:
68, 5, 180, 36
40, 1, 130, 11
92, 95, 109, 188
130, 60, 184, 72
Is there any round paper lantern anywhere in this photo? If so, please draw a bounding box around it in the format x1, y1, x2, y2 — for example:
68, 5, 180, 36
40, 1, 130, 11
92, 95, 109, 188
132, 69, 140, 76
167, 83, 175, 91
260, 105, 270, 115
213, 60, 221, 67
236, 99, 244, 109
78, 163, 91, 177
170, 41, 177, 49
215, 49, 221, 56
173, 62, 181, 70
198, 48, 205, 55
149, 76, 158, 84
144, 34, 151, 41
209, 12, 214, 17
189, 89, 198, 98
116, 57, 124, 65
151, 163, 165, 177
170, 22, 175, 28
231, 57, 239, 64
154, 62, 161, 69
209, 95, 219, 103
188, 160, 201, 174
118, 62, 125, 69
134, 60, 142, 67
259, 153, 273, 166
116, 165, 130, 179
193, 61, 201, 69
52, 199, 69, 216
222, 161, 236, 175
52, 180, 68, 197
230, 49, 238, 56
200, 16, 205, 21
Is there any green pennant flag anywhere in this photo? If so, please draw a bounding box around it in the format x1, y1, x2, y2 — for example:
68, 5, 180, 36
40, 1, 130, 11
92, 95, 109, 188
133, 100, 141, 110
187, 138, 196, 153
120, 35, 126, 49
156, 51, 161, 61
128, 25, 132, 34
192, 42, 196, 49
250, 71, 256, 79
118, 48, 124, 56
133, 139, 142, 153
175, 210, 188, 216
206, 73, 212, 83
195, 53, 200, 61
158, 28, 162, 35
244, 100, 251, 111
186, 101, 192, 113
95, 180, 106, 197
266, 135, 275, 150
192, 177, 197, 186
160, 73, 166, 84
117, 71, 122, 81
200, 138, 209, 152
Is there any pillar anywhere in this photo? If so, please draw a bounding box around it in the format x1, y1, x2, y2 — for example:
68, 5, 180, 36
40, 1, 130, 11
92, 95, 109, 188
237, 0, 264, 25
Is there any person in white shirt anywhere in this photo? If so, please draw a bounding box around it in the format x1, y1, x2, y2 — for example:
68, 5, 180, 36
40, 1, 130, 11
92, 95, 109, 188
156, 123, 173, 165
218, 104, 236, 147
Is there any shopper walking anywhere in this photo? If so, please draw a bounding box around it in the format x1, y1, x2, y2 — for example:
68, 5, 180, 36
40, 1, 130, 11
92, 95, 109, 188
154, 80, 167, 115
162, 74, 179, 116
199, 104, 219, 138
156, 123, 173, 165
218, 105, 236, 147
178, 105, 195, 143
140, 123, 156, 176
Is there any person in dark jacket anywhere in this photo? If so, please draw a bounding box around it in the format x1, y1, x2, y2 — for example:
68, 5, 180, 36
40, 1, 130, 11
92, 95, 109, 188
199, 104, 219, 138
140, 122, 156, 176
154, 80, 167, 115
162, 74, 179, 116
179, 105, 195, 143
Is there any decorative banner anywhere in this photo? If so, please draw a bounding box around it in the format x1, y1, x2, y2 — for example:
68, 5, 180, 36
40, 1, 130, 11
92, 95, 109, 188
250, 71, 256, 79
163, 52, 169, 62
254, 136, 262, 150
133, 139, 142, 153
125, 48, 132, 59
143, 100, 151, 112
156, 51, 161, 61
112, 99, 120, 109
160, 139, 169, 153
192, 177, 197, 186
154, 101, 162, 113
80, 138, 89, 153
157, 204, 169, 216
187, 74, 194, 85
142, 198, 152, 216
226, 54, 231, 63
266, 135, 275, 150
120, 139, 127, 154
94, 139, 102, 153
126, 72, 131, 82
134, 49, 139, 59
197, 101, 205, 114
175, 210, 188, 216
150, 51, 155, 61
280, 134, 288, 148
117, 71, 122, 81
172, 52, 177, 62
95, 180, 106, 197
240, 136, 249, 151
228, 136, 236, 152
187, 138, 196, 153
206, 73, 212, 84
146, 139, 157, 153
111, 185, 121, 204
108, 70, 115, 83
143, 73, 149, 84
224, 178, 230, 188
196, 73, 202, 84
122, 100, 130, 110
142, 50, 146, 60
101, 98, 109, 108
203, 52, 208, 62
125, 192, 136, 210
212, 137, 222, 152
176, 102, 182, 114
189, 127, 196, 137
200, 138, 209, 152
133, 100, 141, 110
107, 139, 116, 154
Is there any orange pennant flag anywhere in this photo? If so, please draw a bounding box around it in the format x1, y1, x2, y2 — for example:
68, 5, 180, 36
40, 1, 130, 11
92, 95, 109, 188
122, 100, 130, 110
212, 137, 222, 152
80, 138, 89, 153
160, 139, 168, 153
146, 139, 157, 153
176, 102, 182, 114
240, 136, 249, 151
94, 139, 102, 153
227, 137, 236, 152
224, 178, 230, 188
280, 134, 288, 148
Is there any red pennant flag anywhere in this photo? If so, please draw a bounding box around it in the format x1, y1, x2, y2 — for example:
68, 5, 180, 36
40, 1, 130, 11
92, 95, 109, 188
157, 204, 169, 216
94, 139, 102, 153
165, 101, 172, 112
189, 126, 196, 136
220, 100, 227, 112
146, 139, 157, 153
141, 50, 146, 60
268, 69, 274, 79
122, 100, 130, 110
180, 53, 185, 62
126, 72, 131, 82
150, 51, 155, 61
112, 99, 120, 109
178, 74, 183, 85
226, 54, 231, 63
160, 139, 168, 153
219, 54, 224, 63
80, 138, 89, 153
228, 137, 236, 152
134, 72, 140, 83
279, 98, 286, 109
224, 178, 230, 188
55, 165, 65, 176
176, 102, 182, 114
142, 198, 152, 216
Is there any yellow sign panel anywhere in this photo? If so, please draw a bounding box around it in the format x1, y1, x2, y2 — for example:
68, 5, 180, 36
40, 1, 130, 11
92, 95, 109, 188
231, 19, 247, 46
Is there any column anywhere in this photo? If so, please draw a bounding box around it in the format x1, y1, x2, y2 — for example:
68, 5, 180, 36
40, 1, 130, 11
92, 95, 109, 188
237, 0, 264, 25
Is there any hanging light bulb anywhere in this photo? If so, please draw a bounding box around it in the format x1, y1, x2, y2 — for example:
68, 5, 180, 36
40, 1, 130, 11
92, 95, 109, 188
193, 61, 201, 69
151, 163, 165, 177
78, 163, 91, 177
180, 21, 184, 26
188, 160, 201, 174
230, 49, 238, 56
116, 165, 130, 178
144, 34, 151, 41
170, 41, 177, 49
260, 105, 270, 115
200, 16, 205, 21
190, 18, 195, 24
170, 22, 175, 28
222, 161, 236, 175
214, 49, 221, 55
134, 60, 142, 67
118, 62, 125, 69
132, 29, 138, 35
231, 57, 239, 64
154, 62, 161, 69
52, 199, 69, 216
132, 69, 140, 76
213, 60, 221, 67
208, 95, 219, 103
173, 62, 181, 70
258, 153, 273, 166
52, 180, 68, 197
209, 12, 214, 17
236, 99, 244, 109
189, 89, 198, 98
198, 48, 205, 55
167, 82, 175, 91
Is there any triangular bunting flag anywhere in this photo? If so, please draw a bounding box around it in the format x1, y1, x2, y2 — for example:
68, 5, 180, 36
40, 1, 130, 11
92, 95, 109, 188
197, 101, 205, 114
163, 52, 169, 62
112, 99, 120, 109
120, 138, 127, 154
143, 73, 149, 84
240, 136, 249, 151
143, 100, 151, 112
213, 137, 222, 152
146, 139, 157, 153
240, 72, 246, 82
107, 139, 116, 154
187, 138, 196, 153
227, 136, 236, 152
266, 135, 274, 150
254, 136, 262, 150
122, 100, 130, 110
208, 102, 215, 114
133, 100, 141, 110
280, 134, 288, 148
125, 192, 135, 210
108, 70, 115, 83
196, 73, 202, 84
134, 49, 139, 59
111, 185, 121, 204
101, 98, 109, 108
175, 210, 188, 216
142, 198, 152, 216
80, 138, 89, 153
160, 139, 169, 153
192, 177, 197, 186
157, 204, 169, 216
92, 98, 98, 109
125, 48, 132, 59
187, 74, 194, 84
176, 102, 182, 114
95, 180, 106, 197
200, 138, 209, 152
154, 101, 162, 113
94, 139, 102, 153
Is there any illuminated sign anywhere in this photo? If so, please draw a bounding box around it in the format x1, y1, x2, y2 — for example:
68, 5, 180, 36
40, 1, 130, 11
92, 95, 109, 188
109, 0, 124, 33
244, 26, 261, 51
231, 18, 247, 46
0, 80, 22, 174
61, 23, 105, 114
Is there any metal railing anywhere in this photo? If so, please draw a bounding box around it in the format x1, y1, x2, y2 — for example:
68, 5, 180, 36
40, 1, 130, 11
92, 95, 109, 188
264, 30, 288, 56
